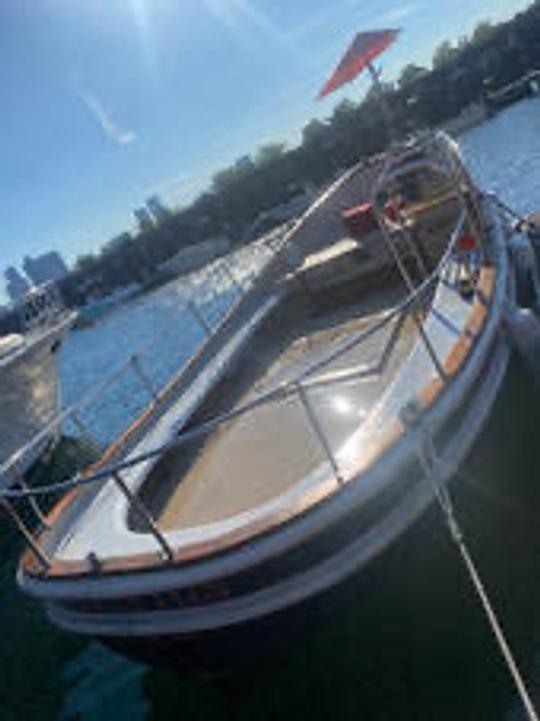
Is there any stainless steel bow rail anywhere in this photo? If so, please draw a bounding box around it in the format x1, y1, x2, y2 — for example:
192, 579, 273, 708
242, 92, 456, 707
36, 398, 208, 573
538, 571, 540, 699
0, 133, 494, 567
1, 134, 538, 720
0, 231, 288, 475
0, 202, 473, 526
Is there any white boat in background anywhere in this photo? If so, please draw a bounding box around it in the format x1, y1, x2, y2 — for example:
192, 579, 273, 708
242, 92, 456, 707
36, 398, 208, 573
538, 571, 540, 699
1, 133, 523, 667
0, 284, 76, 484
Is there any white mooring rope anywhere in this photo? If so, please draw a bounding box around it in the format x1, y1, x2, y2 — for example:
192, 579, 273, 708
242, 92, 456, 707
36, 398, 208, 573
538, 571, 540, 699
410, 192, 540, 720
419, 437, 540, 721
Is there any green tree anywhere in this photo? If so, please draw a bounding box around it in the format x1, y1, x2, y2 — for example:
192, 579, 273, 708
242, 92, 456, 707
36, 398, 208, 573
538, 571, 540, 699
456, 35, 470, 52
254, 142, 287, 167
211, 156, 256, 194
471, 21, 496, 46
432, 40, 456, 69
301, 119, 328, 146
398, 63, 428, 88
74, 254, 97, 273
331, 98, 357, 121
364, 80, 394, 104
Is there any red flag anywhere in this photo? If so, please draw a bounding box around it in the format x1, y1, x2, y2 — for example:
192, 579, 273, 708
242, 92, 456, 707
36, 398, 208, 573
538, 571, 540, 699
318, 29, 400, 100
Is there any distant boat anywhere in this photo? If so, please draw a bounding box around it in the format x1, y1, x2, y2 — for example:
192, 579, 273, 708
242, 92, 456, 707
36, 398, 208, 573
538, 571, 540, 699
0, 283, 76, 484
10, 134, 516, 667
486, 69, 540, 112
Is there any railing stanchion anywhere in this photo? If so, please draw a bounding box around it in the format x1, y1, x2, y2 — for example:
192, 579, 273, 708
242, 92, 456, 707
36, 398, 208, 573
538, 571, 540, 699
221, 259, 244, 296
0, 499, 50, 570
378, 222, 448, 383
70, 411, 87, 437
111, 471, 174, 562
296, 382, 344, 486
444, 138, 487, 257
13, 457, 50, 528
130, 355, 158, 402
70, 411, 102, 454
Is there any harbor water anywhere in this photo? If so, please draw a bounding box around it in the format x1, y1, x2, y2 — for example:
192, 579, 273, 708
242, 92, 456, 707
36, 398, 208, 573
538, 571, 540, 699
3, 98, 540, 720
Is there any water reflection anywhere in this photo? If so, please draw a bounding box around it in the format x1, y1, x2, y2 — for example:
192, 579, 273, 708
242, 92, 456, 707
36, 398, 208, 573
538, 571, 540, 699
58, 643, 149, 721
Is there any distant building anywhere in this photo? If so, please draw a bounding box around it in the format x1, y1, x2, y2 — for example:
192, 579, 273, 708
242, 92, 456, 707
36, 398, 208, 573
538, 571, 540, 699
146, 195, 170, 224
134, 207, 154, 232
23, 252, 68, 286
5, 267, 30, 302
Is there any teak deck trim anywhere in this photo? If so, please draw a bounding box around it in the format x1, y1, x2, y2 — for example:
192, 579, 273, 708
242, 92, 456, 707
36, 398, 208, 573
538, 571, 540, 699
21, 266, 496, 581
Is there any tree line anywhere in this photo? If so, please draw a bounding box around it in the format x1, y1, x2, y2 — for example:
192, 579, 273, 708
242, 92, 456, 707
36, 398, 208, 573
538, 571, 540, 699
60, 1, 540, 306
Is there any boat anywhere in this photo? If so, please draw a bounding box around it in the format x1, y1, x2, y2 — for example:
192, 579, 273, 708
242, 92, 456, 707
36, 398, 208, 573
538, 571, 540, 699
485, 69, 540, 114
0, 283, 76, 485
4, 133, 517, 667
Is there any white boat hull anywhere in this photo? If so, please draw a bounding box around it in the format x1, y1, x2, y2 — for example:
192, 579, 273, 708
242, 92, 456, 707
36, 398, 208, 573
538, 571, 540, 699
0, 316, 75, 483
13, 135, 518, 669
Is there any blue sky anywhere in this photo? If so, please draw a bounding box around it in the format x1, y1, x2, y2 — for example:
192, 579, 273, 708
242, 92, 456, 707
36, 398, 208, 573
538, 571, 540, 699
0, 0, 531, 282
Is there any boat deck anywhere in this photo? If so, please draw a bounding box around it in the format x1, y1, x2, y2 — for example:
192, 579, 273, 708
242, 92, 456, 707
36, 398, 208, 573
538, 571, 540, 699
43, 253, 481, 568
41, 171, 480, 564
145, 286, 417, 531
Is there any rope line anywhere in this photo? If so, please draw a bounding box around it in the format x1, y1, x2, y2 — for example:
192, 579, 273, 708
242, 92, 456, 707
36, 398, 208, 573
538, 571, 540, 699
487, 192, 535, 232
418, 437, 539, 721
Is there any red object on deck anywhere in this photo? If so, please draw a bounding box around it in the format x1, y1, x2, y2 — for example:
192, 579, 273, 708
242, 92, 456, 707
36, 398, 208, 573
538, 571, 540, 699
458, 234, 478, 252
318, 29, 400, 100
342, 203, 379, 239
383, 201, 400, 223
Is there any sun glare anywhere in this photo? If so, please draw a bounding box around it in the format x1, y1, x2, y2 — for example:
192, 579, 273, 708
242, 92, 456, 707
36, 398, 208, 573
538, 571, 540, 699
130, 0, 157, 78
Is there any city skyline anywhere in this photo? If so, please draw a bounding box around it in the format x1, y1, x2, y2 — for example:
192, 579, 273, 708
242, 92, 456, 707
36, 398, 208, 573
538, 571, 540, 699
0, 0, 531, 296
4, 251, 68, 303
